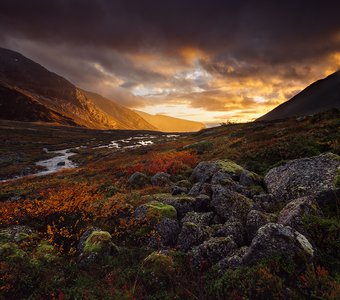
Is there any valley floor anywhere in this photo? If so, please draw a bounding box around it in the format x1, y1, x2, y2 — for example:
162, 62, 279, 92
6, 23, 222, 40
0, 111, 339, 299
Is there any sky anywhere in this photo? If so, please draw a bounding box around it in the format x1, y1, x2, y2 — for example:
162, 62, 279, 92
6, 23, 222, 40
0, 0, 340, 125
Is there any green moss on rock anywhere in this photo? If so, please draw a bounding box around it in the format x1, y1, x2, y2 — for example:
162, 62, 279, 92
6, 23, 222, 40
143, 251, 174, 274
84, 231, 113, 254
145, 201, 177, 220
218, 159, 244, 175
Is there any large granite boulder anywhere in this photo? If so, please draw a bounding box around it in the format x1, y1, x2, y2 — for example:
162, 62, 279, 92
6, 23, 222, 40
264, 153, 340, 202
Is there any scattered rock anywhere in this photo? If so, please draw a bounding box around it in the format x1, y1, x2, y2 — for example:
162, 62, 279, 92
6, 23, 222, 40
148, 218, 180, 249
278, 196, 321, 234
172, 185, 188, 195
151, 172, 171, 186
213, 219, 245, 246
246, 210, 276, 242
239, 170, 262, 187
0, 225, 35, 243
242, 223, 314, 269
143, 251, 175, 276
134, 201, 177, 221
190, 236, 237, 269
177, 222, 212, 251
182, 212, 214, 227
128, 172, 150, 188
216, 246, 248, 271
188, 182, 212, 197
190, 160, 244, 183
265, 153, 340, 201
211, 185, 253, 222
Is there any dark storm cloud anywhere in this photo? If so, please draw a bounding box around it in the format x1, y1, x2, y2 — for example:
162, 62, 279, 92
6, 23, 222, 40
0, 0, 340, 121
1, 0, 339, 59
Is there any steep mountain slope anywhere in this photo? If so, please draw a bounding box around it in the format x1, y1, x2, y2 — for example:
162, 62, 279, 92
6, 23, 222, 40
0, 48, 155, 130
258, 71, 340, 121
82, 90, 156, 130
135, 110, 205, 132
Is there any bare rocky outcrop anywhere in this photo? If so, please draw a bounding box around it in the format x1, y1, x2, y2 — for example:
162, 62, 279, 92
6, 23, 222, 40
264, 153, 340, 201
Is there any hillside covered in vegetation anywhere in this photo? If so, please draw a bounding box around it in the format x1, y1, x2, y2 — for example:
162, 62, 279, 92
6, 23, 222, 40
1, 110, 340, 299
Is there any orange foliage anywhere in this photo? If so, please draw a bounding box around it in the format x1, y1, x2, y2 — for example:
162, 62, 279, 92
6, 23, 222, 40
126, 151, 198, 175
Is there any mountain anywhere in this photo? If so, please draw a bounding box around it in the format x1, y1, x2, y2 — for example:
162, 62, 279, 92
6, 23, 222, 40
135, 110, 205, 132
0, 48, 156, 130
258, 71, 340, 121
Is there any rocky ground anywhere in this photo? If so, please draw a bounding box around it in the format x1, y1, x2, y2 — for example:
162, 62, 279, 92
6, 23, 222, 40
0, 111, 339, 299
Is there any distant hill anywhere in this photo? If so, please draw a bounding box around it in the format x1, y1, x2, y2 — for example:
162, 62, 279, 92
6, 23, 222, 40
0, 48, 154, 130
257, 71, 340, 121
135, 110, 205, 132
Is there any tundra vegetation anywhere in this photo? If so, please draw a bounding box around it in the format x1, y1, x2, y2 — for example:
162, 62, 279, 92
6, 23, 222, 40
0, 110, 339, 299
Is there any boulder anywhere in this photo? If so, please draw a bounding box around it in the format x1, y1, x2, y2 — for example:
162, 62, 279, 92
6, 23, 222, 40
239, 170, 262, 187
134, 201, 177, 221
264, 153, 340, 202
190, 159, 244, 183
188, 182, 212, 197
216, 246, 249, 271
182, 212, 214, 227
177, 222, 212, 251
153, 194, 210, 219
278, 196, 321, 234
0, 225, 35, 243
213, 219, 245, 246
171, 185, 188, 195
78, 230, 118, 263
252, 193, 281, 212
190, 236, 237, 270
143, 251, 175, 276
151, 172, 171, 186
242, 223, 314, 268
211, 185, 253, 222
128, 172, 150, 188
245, 210, 276, 242
148, 218, 180, 249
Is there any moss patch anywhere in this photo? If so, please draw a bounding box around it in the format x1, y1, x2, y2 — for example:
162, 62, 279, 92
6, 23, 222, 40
0, 242, 26, 261
218, 159, 244, 175
143, 251, 174, 274
145, 201, 177, 220
84, 231, 113, 254
335, 169, 340, 188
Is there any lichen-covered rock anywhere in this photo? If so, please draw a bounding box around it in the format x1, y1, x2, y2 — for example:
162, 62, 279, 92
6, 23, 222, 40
177, 222, 212, 251
278, 196, 320, 234
134, 201, 177, 221
128, 172, 150, 188
190, 159, 244, 183
211, 185, 253, 222
148, 218, 180, 249
172, 185, 188, 195
239, 170, 262, 187
246, 210, 276, 242
151, 172, 171, 186
242, 223, 314, 268
143, 251, 175, 276
182, 212, 214, 227
79, 230, 118, 263
264, 153, 340, 201
252, 193, 281, 212
188, 182, 212, 197
213, 219, 245, 246
152, 194, 210, 219
189, 236, 237, 269
0, 225, 35, 243
216, 246, 249, 271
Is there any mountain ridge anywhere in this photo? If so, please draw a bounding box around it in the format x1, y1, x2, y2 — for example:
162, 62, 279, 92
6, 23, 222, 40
257, 71, 340, 121
0, 48, 202, 132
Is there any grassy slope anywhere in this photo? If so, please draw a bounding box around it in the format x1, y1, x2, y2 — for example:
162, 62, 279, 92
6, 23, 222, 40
0, 110, 339, 299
